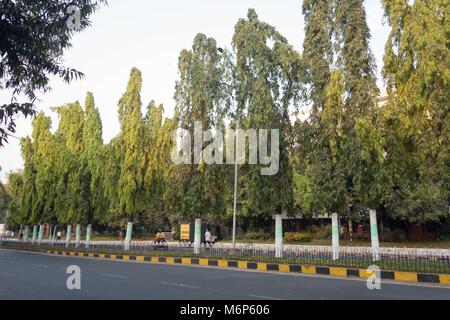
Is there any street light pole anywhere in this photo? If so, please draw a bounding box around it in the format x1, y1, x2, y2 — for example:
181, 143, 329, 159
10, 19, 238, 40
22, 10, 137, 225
218, 47, 239, 248
232, 120, 239, 248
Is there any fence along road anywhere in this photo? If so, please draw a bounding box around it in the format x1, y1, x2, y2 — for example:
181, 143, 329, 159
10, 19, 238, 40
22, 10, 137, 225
1, 239, 449, 276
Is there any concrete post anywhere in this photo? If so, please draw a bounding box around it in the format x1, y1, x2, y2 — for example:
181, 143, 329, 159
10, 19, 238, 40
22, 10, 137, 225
275, 213, 283, 258
194, 218, 201, 254
49, 225, 56, 245
38, 224, 44, 244
75, 224, 81, 248
31, 225, 38, 244
369, 209, 380, 261
331, 213, 340, 260
85, 224, 92, 249
23, 226, 30, 242
52, 225, 57, 242
124, 222, 133, 251
66, 225, 72, 248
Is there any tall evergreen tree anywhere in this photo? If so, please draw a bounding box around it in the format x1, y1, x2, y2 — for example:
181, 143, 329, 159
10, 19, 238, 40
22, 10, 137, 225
19, 136, 36, 226
296, 0, 334, 217
381, 0, 449, 223
302, 0, 334, 114
53, 102, 89, 224
116, 68, 146, 226
102, 136, 123, 228
168, 33, 229, 224
335, 0, 379, 115
82, 92, 105, 224
29, 112, 59, 224
231, 9, 304, 225
334, 0, 384, 215
310, 70, 349, 214
4, 171, 20, 226
142, 102, 178, 229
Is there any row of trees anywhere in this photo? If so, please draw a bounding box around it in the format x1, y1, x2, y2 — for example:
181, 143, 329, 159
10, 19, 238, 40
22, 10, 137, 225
292, 0, 449, 226
4, 2, 449, 235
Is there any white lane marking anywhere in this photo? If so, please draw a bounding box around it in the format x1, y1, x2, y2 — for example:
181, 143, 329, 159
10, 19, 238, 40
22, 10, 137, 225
160, 281, 200, 289
32, 264, 49, 268
101, 273, 129, 279
248, 294, 284, 300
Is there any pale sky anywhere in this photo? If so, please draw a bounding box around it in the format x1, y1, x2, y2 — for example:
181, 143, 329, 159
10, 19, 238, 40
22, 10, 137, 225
0, 0, 390, 182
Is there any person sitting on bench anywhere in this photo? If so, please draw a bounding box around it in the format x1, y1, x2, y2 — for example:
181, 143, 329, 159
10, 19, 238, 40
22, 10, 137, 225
155, 230, 166, 244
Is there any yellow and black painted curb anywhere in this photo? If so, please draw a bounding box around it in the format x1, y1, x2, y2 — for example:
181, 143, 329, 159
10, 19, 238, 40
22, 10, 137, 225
46, 249, 450, 286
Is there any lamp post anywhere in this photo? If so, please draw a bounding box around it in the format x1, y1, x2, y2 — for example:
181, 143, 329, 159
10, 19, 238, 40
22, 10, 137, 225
218, 47, 239, 248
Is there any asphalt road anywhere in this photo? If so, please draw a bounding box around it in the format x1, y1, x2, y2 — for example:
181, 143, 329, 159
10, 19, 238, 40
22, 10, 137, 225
0, 249, 449, 300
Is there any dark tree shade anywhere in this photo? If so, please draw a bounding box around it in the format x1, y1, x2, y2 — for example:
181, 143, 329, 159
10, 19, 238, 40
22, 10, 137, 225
0, 0, 107, 146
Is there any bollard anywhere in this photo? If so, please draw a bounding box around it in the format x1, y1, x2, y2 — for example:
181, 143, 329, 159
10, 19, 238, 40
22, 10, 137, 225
275, 213, 283, 258
38, 225, 44, 245
85, 224, 92, 249
75, 224, 81, 248
50, 225, 57, 245
194, 218, 201, 254
66, 225, 72, 248
369, 209, 380, 261
124, 222, 133, 251
332, 213, 340, 260
23, 226, 30, 242
32, 225, 38, 245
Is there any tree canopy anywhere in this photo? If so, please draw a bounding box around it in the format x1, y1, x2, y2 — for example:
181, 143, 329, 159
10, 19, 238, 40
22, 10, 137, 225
0, 0, 106, 146
4, 5, 449, 234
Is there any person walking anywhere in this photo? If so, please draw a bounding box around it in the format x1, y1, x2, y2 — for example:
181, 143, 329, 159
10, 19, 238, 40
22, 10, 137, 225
56, 230, 62, 241
204, 229, 212, 247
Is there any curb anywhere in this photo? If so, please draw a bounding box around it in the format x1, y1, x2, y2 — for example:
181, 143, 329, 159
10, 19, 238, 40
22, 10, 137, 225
41, 249, 450, 286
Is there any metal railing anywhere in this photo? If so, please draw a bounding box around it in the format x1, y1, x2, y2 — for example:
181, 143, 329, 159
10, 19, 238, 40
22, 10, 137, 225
1, 239, 449, 275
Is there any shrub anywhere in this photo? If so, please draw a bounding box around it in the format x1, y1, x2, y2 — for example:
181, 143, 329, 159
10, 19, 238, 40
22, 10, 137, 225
312, 224, 332, 240
241, 230, 272, 241
284, 232, 312, 242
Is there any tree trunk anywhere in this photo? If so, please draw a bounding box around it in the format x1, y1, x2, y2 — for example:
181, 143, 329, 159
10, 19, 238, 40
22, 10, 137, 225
348, 219, 353, 242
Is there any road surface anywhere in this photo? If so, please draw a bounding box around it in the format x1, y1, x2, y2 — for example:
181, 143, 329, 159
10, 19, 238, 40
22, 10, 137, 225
0, 249, 449, 300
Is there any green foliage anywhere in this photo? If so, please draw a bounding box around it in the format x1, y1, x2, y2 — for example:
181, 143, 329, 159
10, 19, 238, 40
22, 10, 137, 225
284, 232, 312, 242
239, 230, 272, 241
30, 112, 59, 224
4, 6, 449, 235
53, 102, 89, 224
116, 68, 146, 223
4, 171, 22, 225
83, 92, 106, 223
293, 172, 313, 214
232, 9, 304, 219
167, 33, 229, 223
296, 0, 386, 222
0, 168, 10, 221
302, 0, 334, 113
381, 0, 450, 223
0, 0, 107, 146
